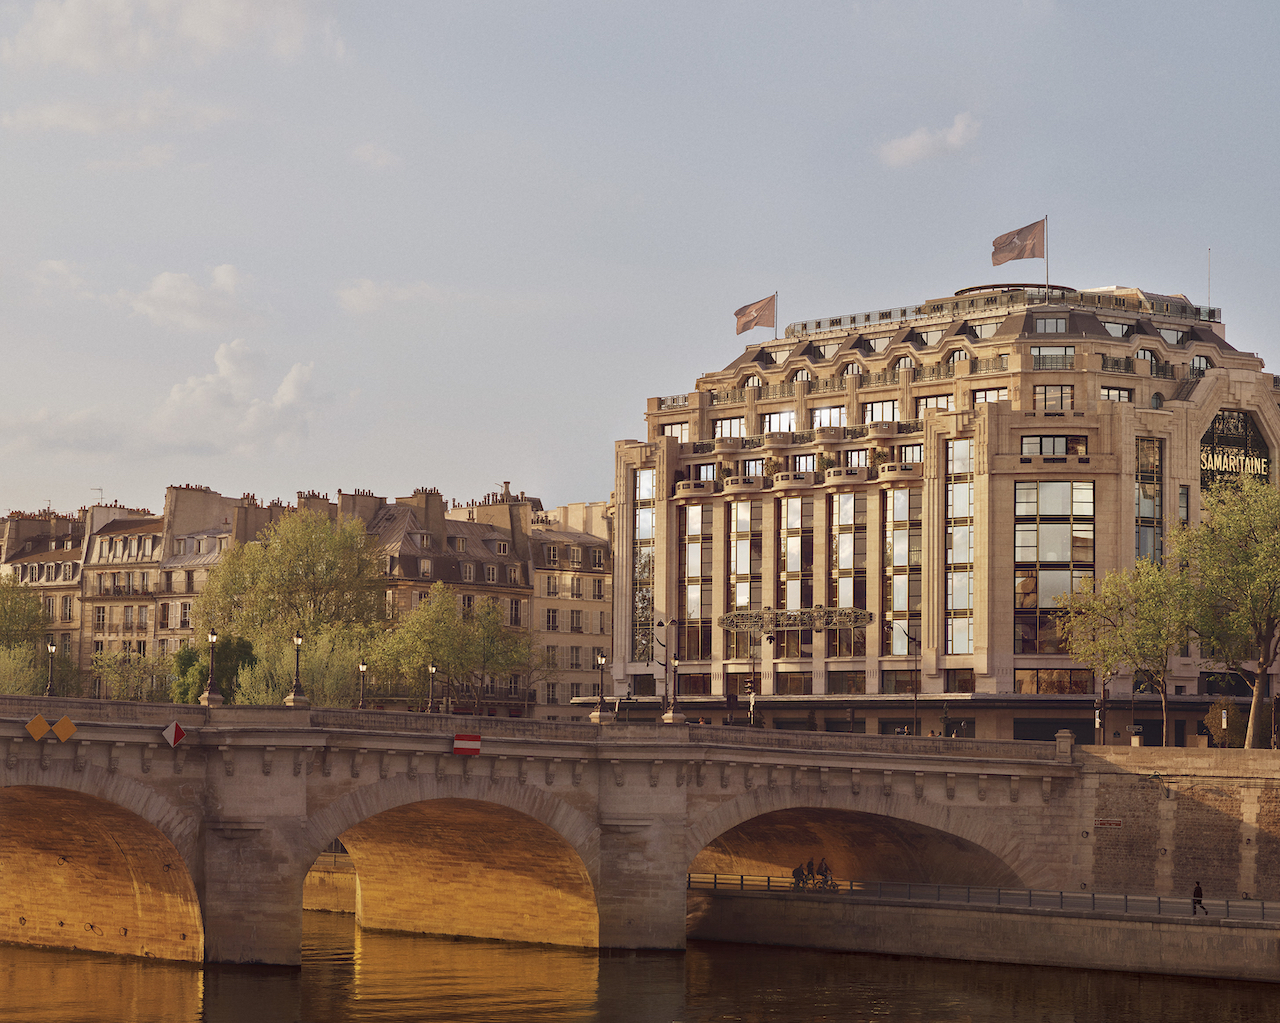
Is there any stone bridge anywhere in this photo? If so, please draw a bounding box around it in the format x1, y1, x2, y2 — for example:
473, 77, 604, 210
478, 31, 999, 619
2, 695, 1277, 966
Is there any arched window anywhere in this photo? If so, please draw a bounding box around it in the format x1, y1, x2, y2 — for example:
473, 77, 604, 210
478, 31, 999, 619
1136, 349, 1157, 362
1151, 392, 1164, 409
743, 375, 762, 388
1190, 355, 1211, 374
947, 349, 970, 364
841, 363, 862, 377
792, 369, 811, 382
894, 356, 915, 371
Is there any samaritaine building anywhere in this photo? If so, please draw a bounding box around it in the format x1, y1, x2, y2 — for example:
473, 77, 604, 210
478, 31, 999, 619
610, 283, 1279, 744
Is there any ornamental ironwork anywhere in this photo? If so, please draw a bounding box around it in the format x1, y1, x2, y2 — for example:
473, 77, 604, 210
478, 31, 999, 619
717, 605, 874, 637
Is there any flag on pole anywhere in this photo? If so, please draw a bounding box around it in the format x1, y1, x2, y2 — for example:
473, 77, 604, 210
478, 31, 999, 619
991, 219, 1046, 266
734, 294, 776, 335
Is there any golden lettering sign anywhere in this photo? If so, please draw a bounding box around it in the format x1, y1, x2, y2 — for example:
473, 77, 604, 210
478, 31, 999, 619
1200, 448, 1270, 477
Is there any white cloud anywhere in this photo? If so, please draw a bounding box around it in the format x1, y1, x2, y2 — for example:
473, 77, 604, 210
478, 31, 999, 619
877, 112, 980, 168
124, 264, 243, 331
0, 0, 334, 71
335, 278, 560, 319
86, 142, 175, 170
351, 142, 401, 171
153, 339, 316, 455
2, 91, 231, 133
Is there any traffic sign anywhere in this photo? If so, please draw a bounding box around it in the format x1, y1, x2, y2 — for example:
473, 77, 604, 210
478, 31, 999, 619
162, 722, 186, 748
453, 734, 481, 755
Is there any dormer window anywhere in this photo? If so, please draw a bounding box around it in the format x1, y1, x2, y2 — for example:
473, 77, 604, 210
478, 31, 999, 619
743, 375, 762, 388
947, 349, 970, 364
496, 541, 508, 555
453, 537, 466, 553
791, 369, 811, 383
547, 545, 559, 565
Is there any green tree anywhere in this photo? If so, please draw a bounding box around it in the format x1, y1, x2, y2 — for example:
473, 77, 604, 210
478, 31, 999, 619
460, 596, 525, 713
0, 646, 42, 695
1057, 558, 1194, 747
95, 651, 176, 702
197, 509, 386, 648
373, 582, 468, 709
234, 634, 362, 707
0, 574, 47, 650
1171, 474, 1280, 748
169, 635, 257, 704
1204, 696, 1250, 748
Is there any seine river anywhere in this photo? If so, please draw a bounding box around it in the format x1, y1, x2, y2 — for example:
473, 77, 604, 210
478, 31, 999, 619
1, 911, 1276, 1023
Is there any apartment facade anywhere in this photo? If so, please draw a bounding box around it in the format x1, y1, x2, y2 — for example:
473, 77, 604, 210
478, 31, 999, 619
612, 283, 1277, 743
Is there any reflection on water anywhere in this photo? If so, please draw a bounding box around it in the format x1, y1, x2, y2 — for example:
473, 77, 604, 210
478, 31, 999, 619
1, 911, 1277, 1023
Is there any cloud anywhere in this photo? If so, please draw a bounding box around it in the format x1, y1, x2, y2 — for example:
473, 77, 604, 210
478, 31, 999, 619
0, 340, 318, 460
124, 264, 243, 331
0, 0, 335, 71
877, 112, 980, 168
2, 91, 231, 133
335, 277, 559, 319
153, 340, 316, 455
86, 142, 175, 170
351, 142, 401, 171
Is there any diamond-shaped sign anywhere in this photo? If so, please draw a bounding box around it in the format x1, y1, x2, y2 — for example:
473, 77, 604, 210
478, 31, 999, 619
50, 716, 77, 742
25, 715, 50, 741
162, 721, 186, 748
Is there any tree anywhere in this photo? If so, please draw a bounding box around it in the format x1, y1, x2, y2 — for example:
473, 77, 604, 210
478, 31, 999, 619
460, 596, 525, 713
197, 509, 386, 648
0, 574, 46, 651
373, 582, 468, 709
1171, 474, 1280, 748
1057, 558, 1194, 746
94, 650, 176, 702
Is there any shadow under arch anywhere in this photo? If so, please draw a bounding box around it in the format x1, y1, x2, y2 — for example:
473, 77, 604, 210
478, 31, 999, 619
687, 804, 1023, 889
0, 785, 204, 961
308, 791, 600, 948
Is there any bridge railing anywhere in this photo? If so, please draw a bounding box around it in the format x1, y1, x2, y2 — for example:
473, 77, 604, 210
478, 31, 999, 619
687, 873, 1275, 922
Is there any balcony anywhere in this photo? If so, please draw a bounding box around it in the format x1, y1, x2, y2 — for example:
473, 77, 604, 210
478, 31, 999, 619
759, 383, 795, 399
864, 369, 899, 387
914, 363, 954, 382
658, 394, 688, 409
710, 389, 746, 406
1032, 355, 1074, 371
972, 355, 1008, 375
897, 419, 924, 435
1151, 362, 1176, 380
1101, 356, 1133, 374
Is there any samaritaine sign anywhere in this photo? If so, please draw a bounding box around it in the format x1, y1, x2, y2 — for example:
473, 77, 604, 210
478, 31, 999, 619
1201, 409, 1271, 486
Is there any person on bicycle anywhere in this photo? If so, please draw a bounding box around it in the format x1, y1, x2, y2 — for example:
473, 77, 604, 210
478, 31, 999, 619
817, 857, 831, 879
792, 864, 806, 888
806, 858, 815, 880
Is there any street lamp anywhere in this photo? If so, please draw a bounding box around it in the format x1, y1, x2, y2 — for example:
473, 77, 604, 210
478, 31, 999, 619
358, 658, 367, 710
671, 656, 680, 714
594, 650, 606, 713
1094, 673, 1111, 746
200, 627, 222, 706
45, 639, 56, 697
428, 662, 437, 713
284, 629, 309, 707
892, 620, 920, 736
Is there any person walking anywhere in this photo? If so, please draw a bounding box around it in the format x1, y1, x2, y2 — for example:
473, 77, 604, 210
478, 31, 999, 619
1192, 881, 1208, 916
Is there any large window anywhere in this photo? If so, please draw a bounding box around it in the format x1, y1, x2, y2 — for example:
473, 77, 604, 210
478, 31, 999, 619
827, 491, 867, 658
972, 387, 1008, 405
945, 439, 975, 655
761, 410, 796, 433
723, 499, 762, 660
631, 468, 656, 661
882, 487, 922, 657
660, 422, 688, 443
1100, 387, 1132, 402
1136, 438, 1163, 561
862, 400, 899, 424
678, 504, 712, 660
810, 406, 847, 429
776, 496, 813, 612
1022, 435, 1087, 456
916, 394, 954, 415
1034, 385, 1074, 410
713, 417, 745, 438
1014, 481, 1094, 654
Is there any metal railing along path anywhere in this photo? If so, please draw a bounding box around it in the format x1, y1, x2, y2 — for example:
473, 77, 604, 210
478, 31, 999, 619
687, 873, 1274, 922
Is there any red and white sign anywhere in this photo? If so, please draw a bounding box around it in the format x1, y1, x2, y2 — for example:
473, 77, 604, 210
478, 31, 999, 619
453, 733, 481, 756
163, 721, 186, 748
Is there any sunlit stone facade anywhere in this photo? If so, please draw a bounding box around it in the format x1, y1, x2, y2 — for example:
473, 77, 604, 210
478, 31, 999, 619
611, 284, 1280, 743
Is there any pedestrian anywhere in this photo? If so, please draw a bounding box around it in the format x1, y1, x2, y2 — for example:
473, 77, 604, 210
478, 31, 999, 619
806, 857, 815, 879
792, 863, 806, 888
1192, 881, 1208, 916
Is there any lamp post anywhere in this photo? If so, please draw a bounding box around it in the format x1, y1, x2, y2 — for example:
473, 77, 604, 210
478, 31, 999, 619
358, 658, 367, 710
199, 627, 223, 706
594, 650, 606, 712
45, 639, 56, 697
285, 629, 309, 707
893, 620, 920, 736
428, 662, 437, 713
1094, 673, 1111, 746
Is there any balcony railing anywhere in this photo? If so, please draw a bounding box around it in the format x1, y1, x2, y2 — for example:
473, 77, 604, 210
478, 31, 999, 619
791, 430, 814, 444
864, 369, 899, 387
1032, 355, 1075, 371
811, 376, 844, 393
1151, 362, 1176, 379
914, 363, 954, 382
658, 394, 688, 409
897, 419, 924, 435
1101, 356, 1133, 373
972, 355, 1008, 374
710, 390, 745, 406
759, 383, 795, 399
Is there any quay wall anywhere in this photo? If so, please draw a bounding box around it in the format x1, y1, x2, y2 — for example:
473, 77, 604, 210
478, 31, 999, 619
304, 854, 357, 914
687, 890, 1280, 983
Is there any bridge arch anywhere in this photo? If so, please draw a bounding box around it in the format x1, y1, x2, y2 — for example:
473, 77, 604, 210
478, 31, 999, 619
0, 780, 204, 961
303, 774, 602, 947
685, 787, 1038, 889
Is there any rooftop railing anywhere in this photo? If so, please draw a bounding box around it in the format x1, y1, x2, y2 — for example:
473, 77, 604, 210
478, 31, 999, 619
710, 390, 746, 406
658, 394, 688, 409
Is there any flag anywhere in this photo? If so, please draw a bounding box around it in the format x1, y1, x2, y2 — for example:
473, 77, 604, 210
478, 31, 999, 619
734, 294, 776, 334
453, 733, 481, 755
991, 219, 1045, 266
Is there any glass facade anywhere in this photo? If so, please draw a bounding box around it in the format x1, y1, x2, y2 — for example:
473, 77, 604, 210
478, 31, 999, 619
1014, 481, 1094, 654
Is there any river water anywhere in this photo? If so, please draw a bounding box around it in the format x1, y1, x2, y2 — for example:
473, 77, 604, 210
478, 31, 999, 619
1, 911, 1276, 1023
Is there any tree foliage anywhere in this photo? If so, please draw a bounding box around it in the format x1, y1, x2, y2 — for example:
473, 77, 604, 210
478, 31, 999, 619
1171, 474, 1280, 748
0, 574, 47, 651
94, 651, 176, 702
233, 634, 362, 707
1204, 696, 1250, 749
197, 509, 386, 648
372, 583, 535, 711
1057, 557, 1194, 746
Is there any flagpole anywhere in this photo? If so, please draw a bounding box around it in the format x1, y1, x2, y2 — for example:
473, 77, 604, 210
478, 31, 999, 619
1044, 215, 1049, 295
774, 292, 778, 340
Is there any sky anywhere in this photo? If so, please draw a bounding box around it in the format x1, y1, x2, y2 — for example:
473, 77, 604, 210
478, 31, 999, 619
3, 0, 1278, 518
